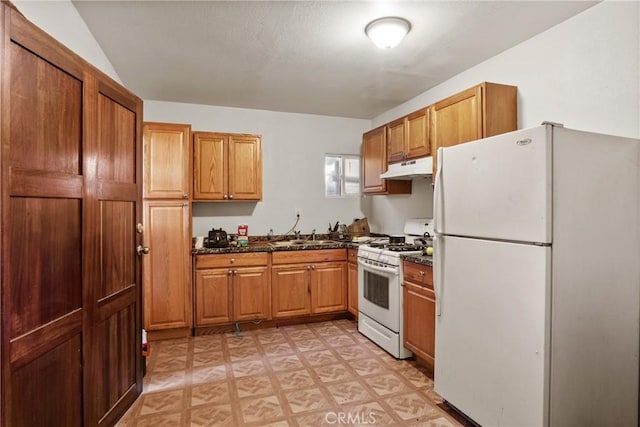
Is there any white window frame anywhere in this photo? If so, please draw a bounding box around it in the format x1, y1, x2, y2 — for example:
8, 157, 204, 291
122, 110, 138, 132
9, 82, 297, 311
325, 154, 361, 197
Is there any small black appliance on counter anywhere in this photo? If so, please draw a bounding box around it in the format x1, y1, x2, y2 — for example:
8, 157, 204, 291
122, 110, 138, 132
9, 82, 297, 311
205, 228, 229, 248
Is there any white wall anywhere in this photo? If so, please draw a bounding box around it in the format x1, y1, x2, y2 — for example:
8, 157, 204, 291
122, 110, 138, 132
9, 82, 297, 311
366, 0, 639, 234
145, 101, 370, 237
14, 0, 121, 83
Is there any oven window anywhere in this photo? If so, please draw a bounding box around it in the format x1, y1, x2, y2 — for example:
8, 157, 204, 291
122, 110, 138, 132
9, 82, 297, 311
364, 270, 389, 309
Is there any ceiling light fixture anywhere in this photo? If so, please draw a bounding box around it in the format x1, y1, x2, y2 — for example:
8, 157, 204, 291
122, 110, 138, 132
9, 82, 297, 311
365, 16, 411, 49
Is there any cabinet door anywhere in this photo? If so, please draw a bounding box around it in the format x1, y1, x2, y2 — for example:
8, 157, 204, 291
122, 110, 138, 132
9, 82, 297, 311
311, 262, 347, 314
143, 200, 192, 330
406, 108, 430, 159
362, 126, 387, 193
193, 132, 227, 200
195, 269, 232, 325
403, 281, 436, 368
233, 266, 270, 321
431, 85, 482, 175
387, 117, 406, 163
271, 265, 311, 318
228, 134, 262, 201
143, 122, 191, 199
347, 261, 358, 317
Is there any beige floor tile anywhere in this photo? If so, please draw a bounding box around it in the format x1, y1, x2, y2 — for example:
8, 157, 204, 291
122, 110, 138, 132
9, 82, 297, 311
239, 395, 285, 423
120, 320, 464, 427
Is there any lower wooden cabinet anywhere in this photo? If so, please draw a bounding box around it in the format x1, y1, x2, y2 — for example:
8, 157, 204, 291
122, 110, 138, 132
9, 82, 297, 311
194, 253, 270, 326
271, 249, 347, 318
347, 248, 358, 317
403, 261, 435, 369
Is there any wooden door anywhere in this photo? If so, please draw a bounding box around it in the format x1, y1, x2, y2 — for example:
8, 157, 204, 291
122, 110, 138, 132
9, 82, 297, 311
403, 282, 436, 368
193, 132, 227, 200
406, 107, 430, 159
228, 134, 262, 201
143, 200, 191, 331
387, 117, 406, 163
2, 8, 86, 425
271, 265, 311, 318
88, 75, 143, 427
195, 269, 232, 325
233, 266, 270, 321
1, 6, 142, 426
362, 126, 387, 193
143, 122, 191, 199
311, 262, 347, 314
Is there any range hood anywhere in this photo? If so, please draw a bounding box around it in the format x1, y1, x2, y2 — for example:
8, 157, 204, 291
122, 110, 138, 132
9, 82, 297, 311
380, 156, 433, 180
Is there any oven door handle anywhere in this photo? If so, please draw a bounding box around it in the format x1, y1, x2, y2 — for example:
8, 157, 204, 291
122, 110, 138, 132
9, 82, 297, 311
357, 259, 398, 276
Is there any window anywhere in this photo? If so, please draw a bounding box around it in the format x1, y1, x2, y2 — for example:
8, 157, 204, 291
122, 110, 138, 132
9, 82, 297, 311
325, 154, 361, 197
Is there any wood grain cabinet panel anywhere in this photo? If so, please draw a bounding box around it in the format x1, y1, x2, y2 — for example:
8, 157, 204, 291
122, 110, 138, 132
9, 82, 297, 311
362, 126, 411, 195
347, 248, 358, 317
143, 200, 192, 331
193, 132, 262, 201
272, 250, 347, 318
311, 262, 347, 314
194, 254, 270, 326
403, 262, 435, 370
387, 108, 430, 164
431, 82, 517, 175
143, 122, 191, 199
1, 5, 144, 425
142, 122, 192, 337
195, 269, 233, 325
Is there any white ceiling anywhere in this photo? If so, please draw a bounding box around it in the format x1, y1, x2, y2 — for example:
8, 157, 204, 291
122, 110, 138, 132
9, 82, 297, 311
72, 1, 599, 119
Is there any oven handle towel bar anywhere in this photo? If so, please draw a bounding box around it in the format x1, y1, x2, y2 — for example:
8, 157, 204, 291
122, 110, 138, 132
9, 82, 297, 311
357, 259, 399, 276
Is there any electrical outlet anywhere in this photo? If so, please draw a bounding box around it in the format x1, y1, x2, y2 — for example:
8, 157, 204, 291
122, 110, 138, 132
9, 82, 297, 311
295, 208, 302, 218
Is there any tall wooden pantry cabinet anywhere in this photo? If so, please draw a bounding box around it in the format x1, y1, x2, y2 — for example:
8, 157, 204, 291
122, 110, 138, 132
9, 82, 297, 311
0, 3, 143, 426
142, 123, 193, 338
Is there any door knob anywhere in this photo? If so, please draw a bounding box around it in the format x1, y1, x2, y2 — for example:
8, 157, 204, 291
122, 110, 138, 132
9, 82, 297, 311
136, 245, 150, 255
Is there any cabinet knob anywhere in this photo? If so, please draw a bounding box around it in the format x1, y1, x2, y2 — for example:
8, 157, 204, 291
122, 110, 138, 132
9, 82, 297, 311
234, 270, 238, 275
228, 270, 233, 275
306, 265, 311, 270
311, 265, 315, 270
419, 270, 425, 276
183, 202, 188, 207
224, 194, 228, 199
229, 194, 234, 199
136, 245, 150, 255
182, 193, 188, 199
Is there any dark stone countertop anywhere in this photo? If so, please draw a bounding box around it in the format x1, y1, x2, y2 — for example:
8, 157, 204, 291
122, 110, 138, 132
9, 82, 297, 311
401, 253, 433, 267
192, 240, 359, 255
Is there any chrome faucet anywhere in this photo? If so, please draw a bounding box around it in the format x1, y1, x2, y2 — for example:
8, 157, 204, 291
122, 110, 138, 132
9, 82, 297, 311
311, 229, 316, 240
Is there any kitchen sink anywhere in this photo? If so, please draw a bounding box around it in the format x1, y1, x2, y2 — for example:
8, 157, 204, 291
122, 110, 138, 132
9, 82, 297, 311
269, 240, 337, 247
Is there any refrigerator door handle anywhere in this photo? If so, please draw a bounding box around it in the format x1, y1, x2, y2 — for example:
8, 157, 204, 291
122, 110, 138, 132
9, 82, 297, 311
433, 235, 443, 316
434, 147, 444, 233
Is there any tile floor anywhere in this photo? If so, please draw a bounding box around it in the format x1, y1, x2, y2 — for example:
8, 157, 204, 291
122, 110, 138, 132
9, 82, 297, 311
117, 319, 469, 426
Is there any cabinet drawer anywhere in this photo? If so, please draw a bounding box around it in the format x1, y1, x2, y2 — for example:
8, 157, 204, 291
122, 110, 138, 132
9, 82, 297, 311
272, 249, 346, 265
403, 261, 433, 289
196, 252, 269, 269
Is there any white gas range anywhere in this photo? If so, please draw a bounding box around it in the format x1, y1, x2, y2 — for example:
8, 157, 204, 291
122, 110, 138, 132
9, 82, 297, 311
357, 218, 433, 359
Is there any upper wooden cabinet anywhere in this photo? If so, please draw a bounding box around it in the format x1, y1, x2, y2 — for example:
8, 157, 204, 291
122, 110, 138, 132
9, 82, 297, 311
430, 82, 517, 175
362, 126, 411, 195
387, 107, 430, 163
143, 122, 191, 199
193, 132, 262, 201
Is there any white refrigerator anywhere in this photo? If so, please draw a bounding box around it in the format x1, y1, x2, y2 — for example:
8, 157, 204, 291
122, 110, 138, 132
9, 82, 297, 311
433, 123, 640, 426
